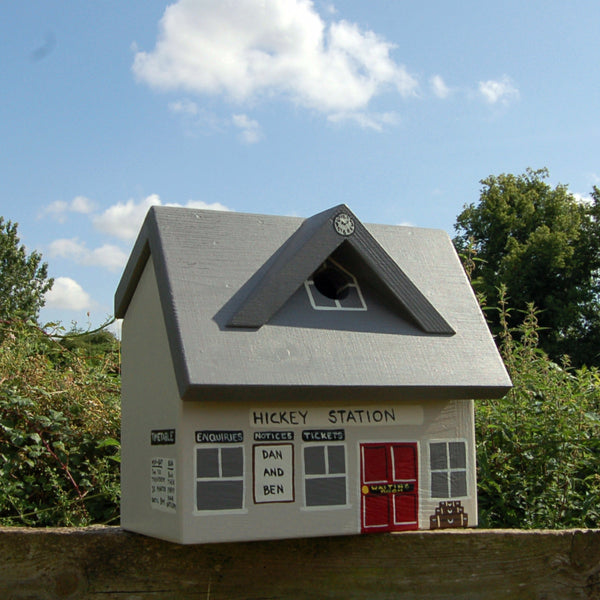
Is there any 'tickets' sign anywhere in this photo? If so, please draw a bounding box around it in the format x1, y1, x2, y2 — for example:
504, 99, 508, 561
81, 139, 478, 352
253, 444, 294, 504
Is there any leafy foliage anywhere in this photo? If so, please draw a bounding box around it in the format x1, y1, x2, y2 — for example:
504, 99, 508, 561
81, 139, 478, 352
454, 168, 600, 367
1, 292, 598, 530
476, 289, 600, 528
0, 217, 53, 321
0, 319, 120, 526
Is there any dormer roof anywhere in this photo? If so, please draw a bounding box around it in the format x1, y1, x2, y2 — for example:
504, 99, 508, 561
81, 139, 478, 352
227, 204, 454, 334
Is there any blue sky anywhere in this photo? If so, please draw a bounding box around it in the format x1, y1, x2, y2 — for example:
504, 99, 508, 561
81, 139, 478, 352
2, 1, 599, 331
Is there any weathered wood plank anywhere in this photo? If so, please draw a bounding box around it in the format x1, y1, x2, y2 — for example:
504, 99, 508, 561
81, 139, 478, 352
0, 527, 599, 599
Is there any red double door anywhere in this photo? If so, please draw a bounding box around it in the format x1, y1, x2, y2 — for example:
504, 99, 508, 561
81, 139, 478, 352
360, 443, 418, 533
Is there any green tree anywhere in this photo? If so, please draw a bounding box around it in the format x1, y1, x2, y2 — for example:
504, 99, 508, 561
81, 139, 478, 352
454, 168, 600, 366
0, 217, 53, 321
476, 292, 600, 529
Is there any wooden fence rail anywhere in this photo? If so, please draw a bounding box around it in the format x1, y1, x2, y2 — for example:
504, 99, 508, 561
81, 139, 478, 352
1, 527, 599, 599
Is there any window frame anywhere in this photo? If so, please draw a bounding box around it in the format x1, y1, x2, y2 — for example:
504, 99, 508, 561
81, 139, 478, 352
194, 444, 247, 514
429, 439, 468, 499
301, 443, 349, 510
304, 259, 367, 311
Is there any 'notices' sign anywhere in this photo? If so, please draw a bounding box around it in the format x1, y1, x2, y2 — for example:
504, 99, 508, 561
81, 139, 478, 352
253, 444, 294, 504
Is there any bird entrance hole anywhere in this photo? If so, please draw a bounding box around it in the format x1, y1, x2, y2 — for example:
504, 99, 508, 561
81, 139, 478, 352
312, 261, 353, 300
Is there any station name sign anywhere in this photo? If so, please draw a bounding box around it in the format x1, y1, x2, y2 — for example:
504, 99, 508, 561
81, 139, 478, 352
250, 406, 423, 428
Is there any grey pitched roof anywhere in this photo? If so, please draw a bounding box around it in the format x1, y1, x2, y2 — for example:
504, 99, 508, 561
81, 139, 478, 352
115, 205, 511, 401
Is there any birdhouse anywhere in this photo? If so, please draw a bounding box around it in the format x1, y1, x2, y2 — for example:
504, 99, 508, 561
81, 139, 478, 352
115, 204, 511, 544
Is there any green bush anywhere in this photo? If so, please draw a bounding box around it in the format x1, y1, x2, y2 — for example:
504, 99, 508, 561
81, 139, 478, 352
476, 291, 600, 528
0, 319, 120, 526
1, 296, 599, 530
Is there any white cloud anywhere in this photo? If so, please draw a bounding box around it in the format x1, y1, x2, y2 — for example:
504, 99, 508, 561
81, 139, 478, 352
178, 200, 231, 211
70, 196, 96, 214
49, 238, 88, 261
171, 103, 264, 142
93, 195, 161, 241
478, 75, 519, 105
168, 101, 228, 138
430, 75, 450, 99
40, 196, 96, 222
48, 238, 128, 272
573, 192, 593, 205
169, 98, 199, 115
44, 200, 69, 214
132, 0, 418, 117
94, 194, 231, 241
327, 110, 399, 131
45, 277, 92, 311
88, 245, 129, 271
232, 114, 263, 143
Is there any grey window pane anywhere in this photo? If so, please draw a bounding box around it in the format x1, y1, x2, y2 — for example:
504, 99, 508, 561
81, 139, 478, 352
197, 481, 243, 510
339, 286, 364, 309
197, 448, 219, 478
304, 446, 326, 475
449, 442, 466, 469
431, 472, 449, 498
430, 443, 447, 470
451, 471, 467, 497
305, 477, 346, 506
307, 282, 337, 308
222, 447, 243, 477
328, 445, 346, 474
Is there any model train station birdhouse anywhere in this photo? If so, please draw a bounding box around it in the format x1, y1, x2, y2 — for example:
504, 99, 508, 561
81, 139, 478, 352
115, 204, 511, 544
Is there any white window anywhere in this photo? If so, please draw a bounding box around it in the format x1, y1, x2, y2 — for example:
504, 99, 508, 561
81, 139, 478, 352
305, 259, 367, 311
303, 444, 347, 507
429, 441, 467, 498
195, 446, 244, 511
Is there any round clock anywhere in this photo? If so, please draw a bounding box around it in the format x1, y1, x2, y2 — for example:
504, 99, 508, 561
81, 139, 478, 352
333, 212, 355, 236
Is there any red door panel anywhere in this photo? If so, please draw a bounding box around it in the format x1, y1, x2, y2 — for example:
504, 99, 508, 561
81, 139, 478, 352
363, 494, 389, 528
394, 493, 417, 525
361, 443, 418, 533
362, 445, 388, 483
393, 445, 417, 480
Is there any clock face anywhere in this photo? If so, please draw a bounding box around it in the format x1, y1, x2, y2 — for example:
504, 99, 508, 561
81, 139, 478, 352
333, 212, 355, 236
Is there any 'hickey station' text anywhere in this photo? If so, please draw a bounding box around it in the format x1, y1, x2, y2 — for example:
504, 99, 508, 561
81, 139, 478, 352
251, 408, 399, 427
